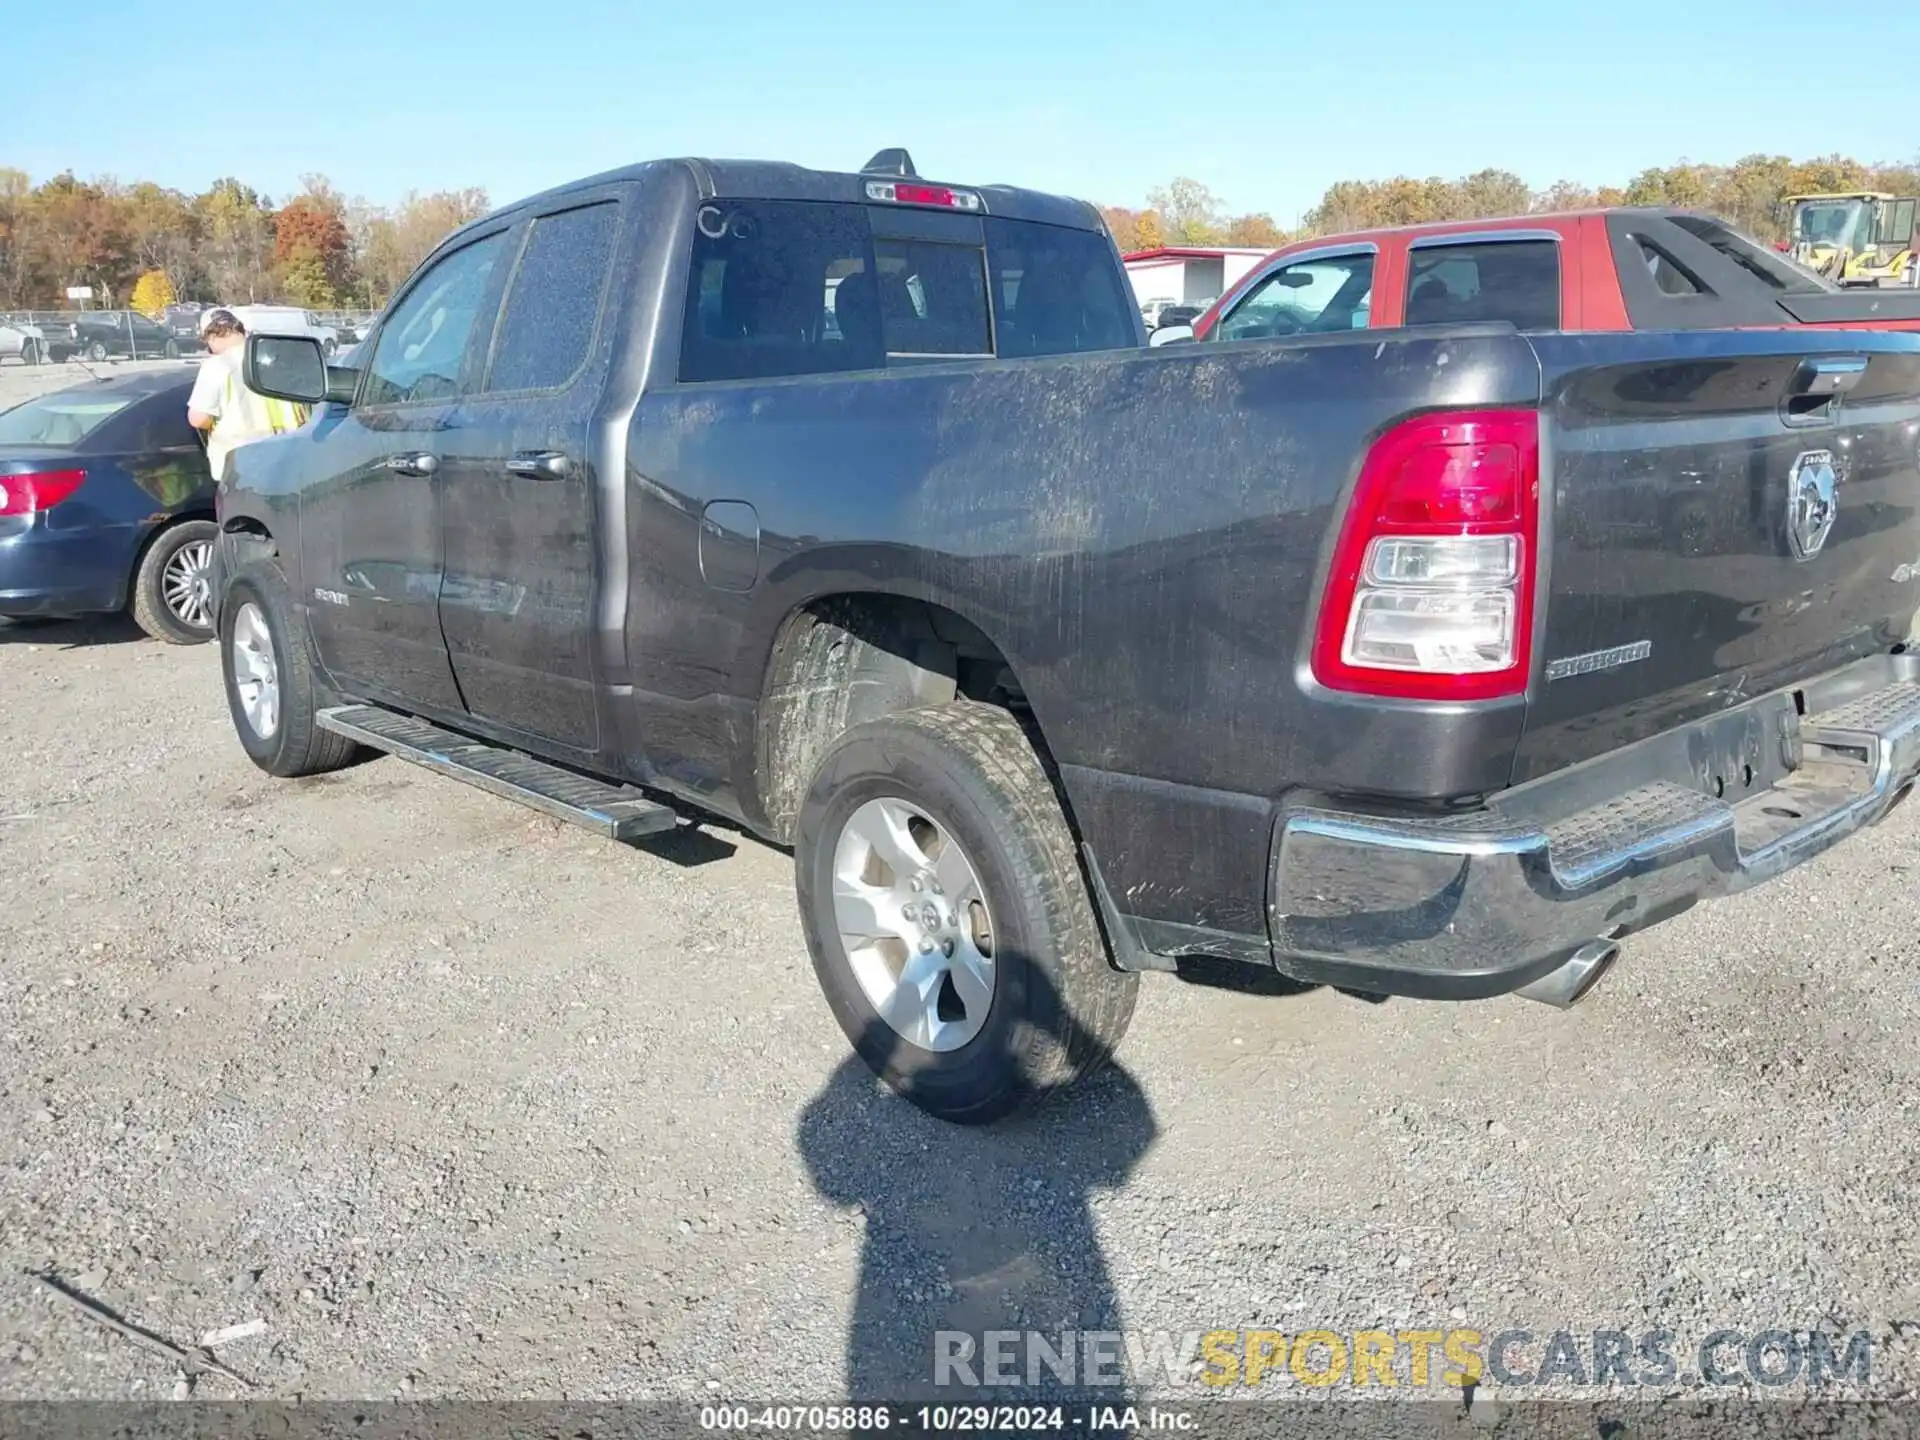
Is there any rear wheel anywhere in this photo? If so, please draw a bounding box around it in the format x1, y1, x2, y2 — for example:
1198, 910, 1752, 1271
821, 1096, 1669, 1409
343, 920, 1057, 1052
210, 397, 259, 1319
795, 702, 1138, 1124
20, 338, 39, 365
163, 338, 179, 359
129, 519, 217, 644
220, 561, 358, 777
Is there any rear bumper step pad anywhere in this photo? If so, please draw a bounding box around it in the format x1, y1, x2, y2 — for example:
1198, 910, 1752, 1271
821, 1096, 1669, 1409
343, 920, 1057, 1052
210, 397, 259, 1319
316, 704, 678, 840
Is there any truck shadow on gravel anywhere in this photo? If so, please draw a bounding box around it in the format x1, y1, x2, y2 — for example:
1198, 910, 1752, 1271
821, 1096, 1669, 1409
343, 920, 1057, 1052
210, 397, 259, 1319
618, 821, 739, 868
1171, 953, 1389, 1006
796, 980, 1159, 1406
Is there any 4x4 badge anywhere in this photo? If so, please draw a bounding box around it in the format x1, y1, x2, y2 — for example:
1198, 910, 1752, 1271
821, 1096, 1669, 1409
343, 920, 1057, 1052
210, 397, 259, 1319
1786, 450, 1838, 561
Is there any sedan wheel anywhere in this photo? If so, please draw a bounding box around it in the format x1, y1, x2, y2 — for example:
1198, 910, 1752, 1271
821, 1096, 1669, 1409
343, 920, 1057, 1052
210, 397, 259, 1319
130, 519, 218, 644
161, 538, 214, 631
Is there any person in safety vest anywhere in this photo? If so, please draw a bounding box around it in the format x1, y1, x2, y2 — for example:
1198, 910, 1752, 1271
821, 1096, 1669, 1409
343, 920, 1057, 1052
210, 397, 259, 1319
186, 308, 310, 480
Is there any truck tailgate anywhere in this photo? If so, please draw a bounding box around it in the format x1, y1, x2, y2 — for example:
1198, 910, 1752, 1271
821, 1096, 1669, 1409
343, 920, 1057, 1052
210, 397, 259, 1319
1516, 330, 1920, 784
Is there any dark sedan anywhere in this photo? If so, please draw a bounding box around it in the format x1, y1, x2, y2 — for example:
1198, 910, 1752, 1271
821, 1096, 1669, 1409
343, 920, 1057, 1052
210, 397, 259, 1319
0, 369, 217, 642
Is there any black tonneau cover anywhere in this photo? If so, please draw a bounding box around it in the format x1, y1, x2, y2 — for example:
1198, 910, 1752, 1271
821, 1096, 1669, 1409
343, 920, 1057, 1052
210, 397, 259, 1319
1777, 290, 1920, 326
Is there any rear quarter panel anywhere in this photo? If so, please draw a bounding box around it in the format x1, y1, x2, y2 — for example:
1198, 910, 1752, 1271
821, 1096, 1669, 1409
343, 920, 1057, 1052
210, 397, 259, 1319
628, 328, 1546, 807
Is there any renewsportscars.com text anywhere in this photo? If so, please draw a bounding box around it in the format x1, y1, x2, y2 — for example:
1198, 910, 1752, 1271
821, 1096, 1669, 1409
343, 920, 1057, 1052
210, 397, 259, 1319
933, 1327, 1873, 1391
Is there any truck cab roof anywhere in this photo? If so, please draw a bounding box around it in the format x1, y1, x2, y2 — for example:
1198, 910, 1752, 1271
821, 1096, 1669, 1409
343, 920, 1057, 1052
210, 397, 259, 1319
453, 155, 1107, 246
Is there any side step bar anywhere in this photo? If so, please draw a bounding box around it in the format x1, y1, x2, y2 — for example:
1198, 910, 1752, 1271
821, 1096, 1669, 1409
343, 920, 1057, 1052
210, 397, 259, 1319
315, 704, 678, 841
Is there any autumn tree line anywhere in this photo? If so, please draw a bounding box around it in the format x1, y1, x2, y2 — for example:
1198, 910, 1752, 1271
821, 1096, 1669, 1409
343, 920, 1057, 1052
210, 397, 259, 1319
5, 151, 1918, 317
1100, 153, 1920, 254
0, 168, 489, 315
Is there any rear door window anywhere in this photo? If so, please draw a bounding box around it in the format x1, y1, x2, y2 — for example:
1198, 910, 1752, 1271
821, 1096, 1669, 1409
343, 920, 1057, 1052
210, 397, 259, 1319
1405, 240, 1561, 330
1214, 253, 1374, 341
485, 200, 621, 393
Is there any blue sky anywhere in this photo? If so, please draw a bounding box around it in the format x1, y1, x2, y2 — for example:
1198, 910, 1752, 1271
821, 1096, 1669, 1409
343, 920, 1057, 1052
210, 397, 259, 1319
7, 0, 1906, 222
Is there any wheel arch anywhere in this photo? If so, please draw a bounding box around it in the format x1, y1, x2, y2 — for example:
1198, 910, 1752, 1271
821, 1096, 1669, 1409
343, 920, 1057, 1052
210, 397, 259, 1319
125, 508, 218, 601
752, 590, 1048, 846
218, 513, 284, 583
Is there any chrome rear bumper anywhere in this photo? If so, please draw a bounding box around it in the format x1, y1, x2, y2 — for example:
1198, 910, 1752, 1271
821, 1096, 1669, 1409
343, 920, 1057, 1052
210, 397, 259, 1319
1270, 655, 1920, 997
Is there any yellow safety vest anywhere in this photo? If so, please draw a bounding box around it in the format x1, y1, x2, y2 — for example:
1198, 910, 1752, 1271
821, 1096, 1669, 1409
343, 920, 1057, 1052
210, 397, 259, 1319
222, 369, 310, 433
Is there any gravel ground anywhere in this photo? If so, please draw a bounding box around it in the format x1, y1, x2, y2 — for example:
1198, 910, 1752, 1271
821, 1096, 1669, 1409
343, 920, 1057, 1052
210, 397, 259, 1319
1, 356, 1917, 1407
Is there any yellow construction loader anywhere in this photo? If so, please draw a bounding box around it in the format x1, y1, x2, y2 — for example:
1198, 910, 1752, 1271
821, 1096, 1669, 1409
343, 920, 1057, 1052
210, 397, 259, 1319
1783, 192, 1920, 287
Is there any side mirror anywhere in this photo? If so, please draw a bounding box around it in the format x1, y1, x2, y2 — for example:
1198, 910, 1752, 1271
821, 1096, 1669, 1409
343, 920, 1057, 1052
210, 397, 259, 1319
243, 333, 328, 405
1149, 324, 1195, 347
323, 363, 360, 406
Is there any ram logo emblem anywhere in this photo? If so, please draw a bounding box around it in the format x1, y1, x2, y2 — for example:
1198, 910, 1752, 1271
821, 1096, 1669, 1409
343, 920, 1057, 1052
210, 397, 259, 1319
1786, 451, 1838, 561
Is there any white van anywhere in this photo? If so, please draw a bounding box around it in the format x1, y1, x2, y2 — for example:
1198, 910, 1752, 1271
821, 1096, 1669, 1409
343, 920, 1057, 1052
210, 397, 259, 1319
221, 305, 341, 357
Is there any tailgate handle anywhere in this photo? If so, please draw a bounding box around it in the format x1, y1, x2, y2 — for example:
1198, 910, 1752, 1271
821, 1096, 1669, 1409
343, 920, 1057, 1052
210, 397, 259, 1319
1782, 355, 1868, 426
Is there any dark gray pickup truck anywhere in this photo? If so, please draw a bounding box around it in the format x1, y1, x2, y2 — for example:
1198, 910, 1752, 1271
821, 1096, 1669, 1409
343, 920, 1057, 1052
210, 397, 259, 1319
217, 149, 1920, 1122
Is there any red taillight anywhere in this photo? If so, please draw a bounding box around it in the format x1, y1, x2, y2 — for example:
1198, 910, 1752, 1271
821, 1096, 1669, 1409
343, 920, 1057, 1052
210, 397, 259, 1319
0, 468, 86, 517
864, 179, 983, 212
1311, 410, 1540, 701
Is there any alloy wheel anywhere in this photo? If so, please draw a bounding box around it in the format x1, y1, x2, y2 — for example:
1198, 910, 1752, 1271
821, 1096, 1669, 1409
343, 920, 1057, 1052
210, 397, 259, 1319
230, 601, 281, 738
831, 796, 997, 1052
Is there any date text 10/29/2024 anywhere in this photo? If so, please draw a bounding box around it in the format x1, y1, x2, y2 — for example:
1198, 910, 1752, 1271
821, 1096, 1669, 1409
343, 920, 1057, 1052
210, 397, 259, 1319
700, 1406, 1193, 1433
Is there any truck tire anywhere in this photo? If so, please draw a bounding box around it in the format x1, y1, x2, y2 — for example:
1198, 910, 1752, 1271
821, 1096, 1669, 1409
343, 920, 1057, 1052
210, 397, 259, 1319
795, 701, 1138, 1124
219, 561, 359, 777
86, 340, 107, 362
129, 519, 217, 644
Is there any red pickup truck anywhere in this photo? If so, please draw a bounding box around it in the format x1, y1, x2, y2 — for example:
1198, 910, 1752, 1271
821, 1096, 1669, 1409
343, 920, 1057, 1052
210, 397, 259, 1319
1185, 207, 1920, 344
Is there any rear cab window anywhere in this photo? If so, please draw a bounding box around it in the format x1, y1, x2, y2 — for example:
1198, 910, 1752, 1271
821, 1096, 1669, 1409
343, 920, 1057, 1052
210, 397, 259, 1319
677, 198, 1136, 384
1667, 214, 1832, 295
1635, 238, 1704, 296
1405, 239, 1561, 330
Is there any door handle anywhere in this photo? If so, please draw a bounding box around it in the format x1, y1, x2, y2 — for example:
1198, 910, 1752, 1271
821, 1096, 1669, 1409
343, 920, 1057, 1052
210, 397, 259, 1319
505, 450, 574, 481
385, 451, 438, 477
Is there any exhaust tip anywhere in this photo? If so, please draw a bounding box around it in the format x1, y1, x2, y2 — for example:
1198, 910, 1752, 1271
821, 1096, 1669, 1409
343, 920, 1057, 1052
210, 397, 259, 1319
1514, 939, 1621, 1010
